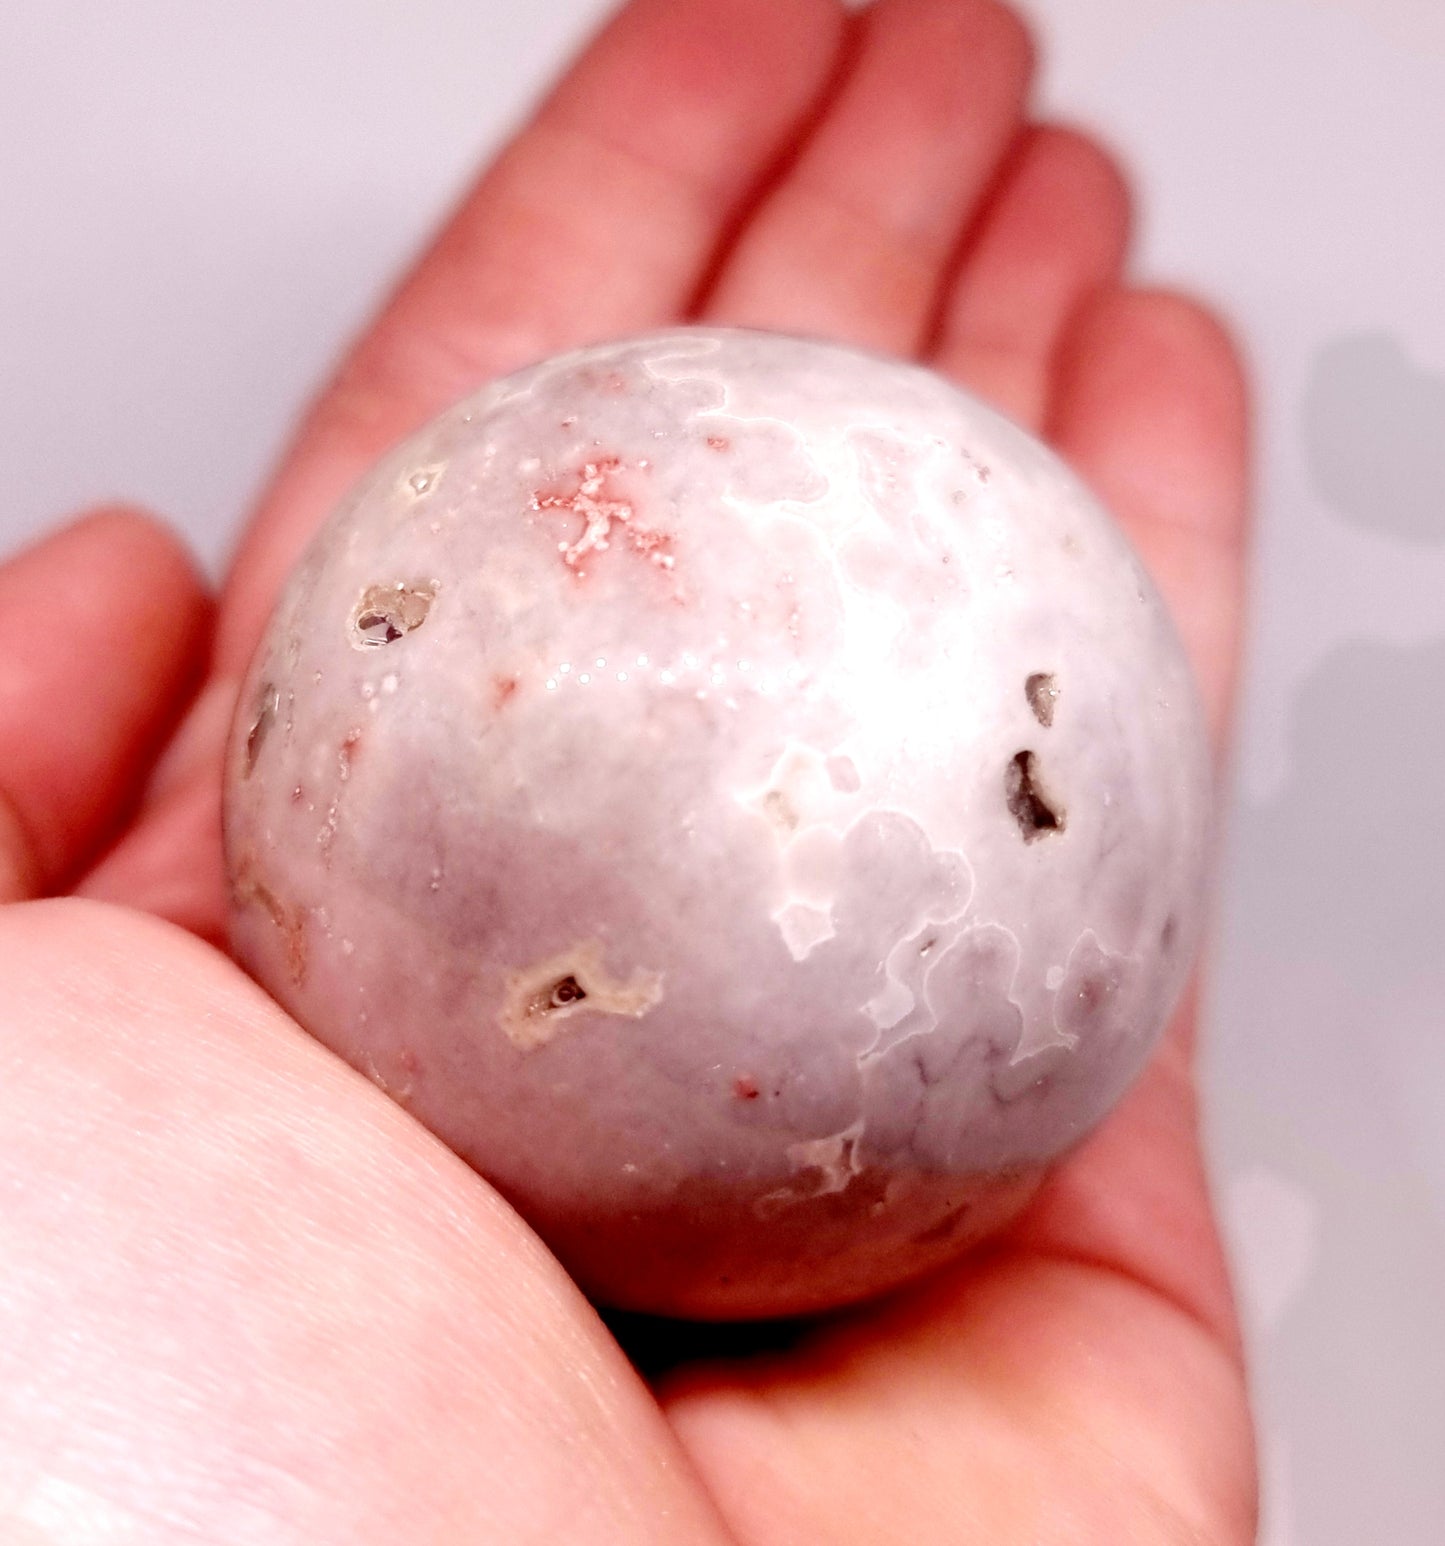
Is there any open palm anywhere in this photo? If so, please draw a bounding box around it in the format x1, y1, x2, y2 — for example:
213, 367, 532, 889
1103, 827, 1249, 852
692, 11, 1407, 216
0, 1, 1254, 1540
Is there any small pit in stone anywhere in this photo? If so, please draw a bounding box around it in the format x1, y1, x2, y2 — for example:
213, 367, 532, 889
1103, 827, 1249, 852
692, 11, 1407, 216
533, 975, 587, 1016
244, 683, 280, 775
350, 582, 436, 648
499, 941, 663, 1052
1025, 672, 1059, 727
1005, 750, 1064, 842
1073, 972, 1117, 1022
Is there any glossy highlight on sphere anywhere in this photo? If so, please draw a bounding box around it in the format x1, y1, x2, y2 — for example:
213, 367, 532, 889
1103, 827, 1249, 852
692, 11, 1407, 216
224, 328, 1211, 1319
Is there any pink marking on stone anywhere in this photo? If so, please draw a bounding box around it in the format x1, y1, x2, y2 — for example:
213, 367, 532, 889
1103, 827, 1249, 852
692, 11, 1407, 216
337, 727, 363, 781
532, 460, 675, 577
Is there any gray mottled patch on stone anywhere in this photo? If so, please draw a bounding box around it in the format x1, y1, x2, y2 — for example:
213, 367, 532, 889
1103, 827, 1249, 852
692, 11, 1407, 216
1303, 332, 1445, 543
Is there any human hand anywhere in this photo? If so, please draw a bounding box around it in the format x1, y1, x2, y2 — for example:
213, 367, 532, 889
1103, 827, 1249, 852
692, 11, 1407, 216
0, 1, 1254, 1540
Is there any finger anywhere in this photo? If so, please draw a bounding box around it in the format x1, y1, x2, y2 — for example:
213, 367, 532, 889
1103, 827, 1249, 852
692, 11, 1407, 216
220, 0, 847, 675
932, 123, 1132, 429
701, 0, 1035, 354
1048, 288, 1251, 753
0, 510, 212, 903
0, 900, 733, 1545
75, 675, 235, 941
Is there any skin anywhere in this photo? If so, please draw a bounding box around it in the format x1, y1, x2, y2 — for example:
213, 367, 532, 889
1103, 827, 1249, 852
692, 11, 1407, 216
0, 1, 1254, 1541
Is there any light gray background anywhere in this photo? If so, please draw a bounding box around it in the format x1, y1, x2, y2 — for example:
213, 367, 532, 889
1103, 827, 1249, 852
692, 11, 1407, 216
3, 2, 1441, 1540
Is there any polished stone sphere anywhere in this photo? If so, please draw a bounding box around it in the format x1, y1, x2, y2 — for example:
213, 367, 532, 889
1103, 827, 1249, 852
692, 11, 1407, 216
225, 328, 1210, 1319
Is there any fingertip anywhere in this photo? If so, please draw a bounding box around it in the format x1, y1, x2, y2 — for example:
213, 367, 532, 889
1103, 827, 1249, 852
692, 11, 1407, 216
976, 0, 1039, 91
15, 502, 215, 657
1111, 286, 1251, 410
701, 0, 1037, 351
1143, 287, 1252, 475
1067, 286, 1249, 430
555, 0, 850, 160
32, 499, 203, 566
1052, 286, 1252, 542
934, 118, 1134, 424
0, 505, 214, 896
1027, 121, 1134, 255
864, 0, 1039, 121
1049, 286, 1252, 754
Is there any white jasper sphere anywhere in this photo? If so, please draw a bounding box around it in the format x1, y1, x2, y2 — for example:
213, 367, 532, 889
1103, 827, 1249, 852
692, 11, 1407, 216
225, 328, 1211, 1319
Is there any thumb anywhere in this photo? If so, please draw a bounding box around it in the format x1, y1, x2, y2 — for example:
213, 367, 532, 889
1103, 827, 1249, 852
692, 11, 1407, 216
0, 508, 213, 901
